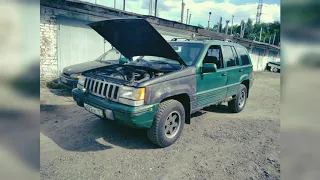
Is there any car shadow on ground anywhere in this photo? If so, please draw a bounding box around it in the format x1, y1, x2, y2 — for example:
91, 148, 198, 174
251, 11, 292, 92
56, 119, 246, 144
41, 104, 158, 152
48, 88, 73, 97
203, 104, 234, 114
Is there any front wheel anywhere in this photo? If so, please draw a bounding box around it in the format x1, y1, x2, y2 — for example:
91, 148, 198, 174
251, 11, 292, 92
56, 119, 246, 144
147, 99, 185, 147
228, 84, 247, 113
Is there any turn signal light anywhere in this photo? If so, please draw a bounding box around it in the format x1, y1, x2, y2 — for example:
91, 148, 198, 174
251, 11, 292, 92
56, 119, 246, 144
137, 88, 145, 100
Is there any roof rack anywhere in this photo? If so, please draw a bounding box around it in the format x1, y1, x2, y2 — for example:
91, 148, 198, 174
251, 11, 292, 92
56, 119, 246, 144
191, 37, 215, 41
171, 38, 190, 41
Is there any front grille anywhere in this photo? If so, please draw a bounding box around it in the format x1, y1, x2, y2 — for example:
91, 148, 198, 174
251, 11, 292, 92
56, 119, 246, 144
84, 77, 120, 101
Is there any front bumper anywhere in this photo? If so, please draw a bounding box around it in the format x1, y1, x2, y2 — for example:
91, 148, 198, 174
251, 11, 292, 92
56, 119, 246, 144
60, 74, 78, 89
72, 88, 158, 129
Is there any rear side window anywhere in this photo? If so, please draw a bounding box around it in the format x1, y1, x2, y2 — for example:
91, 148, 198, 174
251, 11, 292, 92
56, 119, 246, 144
222, 45, 237, 67
236, 47, 251, 65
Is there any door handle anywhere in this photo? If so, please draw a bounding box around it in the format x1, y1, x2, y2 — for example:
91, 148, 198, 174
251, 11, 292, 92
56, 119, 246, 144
222, 73, 227, 76
239, 69, 243, 72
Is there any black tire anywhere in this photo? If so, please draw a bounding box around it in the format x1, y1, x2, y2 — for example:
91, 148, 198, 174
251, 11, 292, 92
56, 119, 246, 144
147, 99, 185, 147
228, 84, 247, 113
272, 67, 278, 73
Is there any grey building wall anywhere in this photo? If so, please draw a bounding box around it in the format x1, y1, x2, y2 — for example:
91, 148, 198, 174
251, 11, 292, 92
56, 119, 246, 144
40, 7, 58, 82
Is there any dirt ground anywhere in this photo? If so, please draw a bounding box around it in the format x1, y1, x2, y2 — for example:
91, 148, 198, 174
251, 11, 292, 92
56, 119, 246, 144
40, 72, 280, 180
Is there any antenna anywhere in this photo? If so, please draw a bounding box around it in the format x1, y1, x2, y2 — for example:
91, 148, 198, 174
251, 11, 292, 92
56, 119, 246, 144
256, 0, 263, 24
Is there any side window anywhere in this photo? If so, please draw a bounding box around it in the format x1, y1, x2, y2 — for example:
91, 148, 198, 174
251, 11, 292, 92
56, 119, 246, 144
203, 45, 224, 69
236, 47, 251, 65
231, 46, 240, 65
222, 45, 236, 67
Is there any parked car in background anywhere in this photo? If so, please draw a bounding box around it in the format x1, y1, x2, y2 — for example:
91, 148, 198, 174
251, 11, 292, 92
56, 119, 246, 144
59, 48, 130, 88
265, 61, 281, 73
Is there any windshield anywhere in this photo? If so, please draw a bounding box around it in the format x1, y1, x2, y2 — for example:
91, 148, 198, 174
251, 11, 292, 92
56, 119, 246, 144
169, 42, 204, 65
133, 42, 204, 66
95, 48, 125, 62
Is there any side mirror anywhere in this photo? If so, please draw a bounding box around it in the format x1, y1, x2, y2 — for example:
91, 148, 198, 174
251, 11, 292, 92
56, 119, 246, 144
119, 57, 128, 64
202, 63, 217, 73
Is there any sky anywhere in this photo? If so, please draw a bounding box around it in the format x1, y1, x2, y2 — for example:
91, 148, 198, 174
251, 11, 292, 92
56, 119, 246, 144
83, 0, 280, 27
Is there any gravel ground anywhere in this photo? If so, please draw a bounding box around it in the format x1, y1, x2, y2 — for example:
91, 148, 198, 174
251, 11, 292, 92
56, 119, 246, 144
40, 71, 280, 180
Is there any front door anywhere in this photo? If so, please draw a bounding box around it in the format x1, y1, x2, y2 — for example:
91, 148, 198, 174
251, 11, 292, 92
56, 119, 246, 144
221, 45, 243, 97
196, 45, 228, 108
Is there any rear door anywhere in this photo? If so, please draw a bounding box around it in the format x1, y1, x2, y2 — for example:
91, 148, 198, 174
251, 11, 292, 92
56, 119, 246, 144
222, 45, 243, 97
235, 46, 253, 78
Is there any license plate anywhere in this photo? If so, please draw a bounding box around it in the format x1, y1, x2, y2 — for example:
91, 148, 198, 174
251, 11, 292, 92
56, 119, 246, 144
84, 103, 104, 117
60, 77, 67, 83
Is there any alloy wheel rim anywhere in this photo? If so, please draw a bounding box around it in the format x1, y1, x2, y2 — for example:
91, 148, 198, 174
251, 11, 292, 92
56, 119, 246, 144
238, 90, 246, 108
164, 111, 181, 139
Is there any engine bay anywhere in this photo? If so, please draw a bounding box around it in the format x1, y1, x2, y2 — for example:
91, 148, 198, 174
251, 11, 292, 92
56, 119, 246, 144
83, 64, 167, 83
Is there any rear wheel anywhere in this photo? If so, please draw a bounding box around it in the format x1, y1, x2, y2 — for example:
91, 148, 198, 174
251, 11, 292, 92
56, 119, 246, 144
147, 99, 185, 147
228, 84, 247, 113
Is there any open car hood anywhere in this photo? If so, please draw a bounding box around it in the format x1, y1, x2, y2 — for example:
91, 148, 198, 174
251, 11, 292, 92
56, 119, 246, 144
89, 18, 187, 66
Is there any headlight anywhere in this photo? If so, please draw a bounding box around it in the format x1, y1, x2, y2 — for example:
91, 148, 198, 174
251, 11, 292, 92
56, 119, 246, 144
118, 86, 145, 106
70, 74, 81, 79
78, 76, 86, 85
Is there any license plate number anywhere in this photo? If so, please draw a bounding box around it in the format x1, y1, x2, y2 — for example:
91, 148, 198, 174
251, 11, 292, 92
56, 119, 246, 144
84, 103, 104, 117
60, 77, 67, 83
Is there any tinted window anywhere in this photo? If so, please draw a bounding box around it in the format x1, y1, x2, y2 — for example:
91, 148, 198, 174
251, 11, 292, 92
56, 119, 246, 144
222, 46, 236, 67
231, 47, 240, 65
236, 47, 251, 65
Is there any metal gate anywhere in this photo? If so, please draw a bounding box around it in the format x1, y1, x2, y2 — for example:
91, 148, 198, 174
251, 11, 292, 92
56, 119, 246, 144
57, 17, 111, 74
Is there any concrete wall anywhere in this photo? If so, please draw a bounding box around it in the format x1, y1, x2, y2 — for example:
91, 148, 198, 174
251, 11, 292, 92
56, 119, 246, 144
249, 47, 280, 71
40, 7, 58, 82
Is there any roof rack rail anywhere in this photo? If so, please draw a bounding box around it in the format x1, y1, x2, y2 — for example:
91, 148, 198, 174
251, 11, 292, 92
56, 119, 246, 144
190, 37, 215, 41
171, 38, 190, 41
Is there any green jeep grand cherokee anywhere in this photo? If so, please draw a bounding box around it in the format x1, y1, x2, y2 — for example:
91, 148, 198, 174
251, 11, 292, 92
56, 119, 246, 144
72, 18, 254, 147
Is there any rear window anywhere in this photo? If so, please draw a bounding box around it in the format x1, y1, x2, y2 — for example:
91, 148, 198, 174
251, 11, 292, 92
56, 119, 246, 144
236, 47, 251, 65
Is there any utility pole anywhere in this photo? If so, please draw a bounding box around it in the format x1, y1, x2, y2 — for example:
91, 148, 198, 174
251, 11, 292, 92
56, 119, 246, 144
268, 36, 271, 44
188, 14, 191, 24
186, 9, 189, 24
154, 0, 158, 17
181, 0, 185, 23
123, 0, 125, 11
207, 12, 212, 30
230, 15, 234, 35
149, 0, 153, 15
114, 0, 116, 8
259, 27, 262, 42
217, 17, 222, 33
272, 33, 276, 45
256, 0, 263, 24
240, 20, 246, 38
263, 36, 266, 43
225, 20, 230, 34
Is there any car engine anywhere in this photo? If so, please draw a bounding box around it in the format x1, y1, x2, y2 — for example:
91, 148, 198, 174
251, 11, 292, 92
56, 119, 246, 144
84, 65, 165, 83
